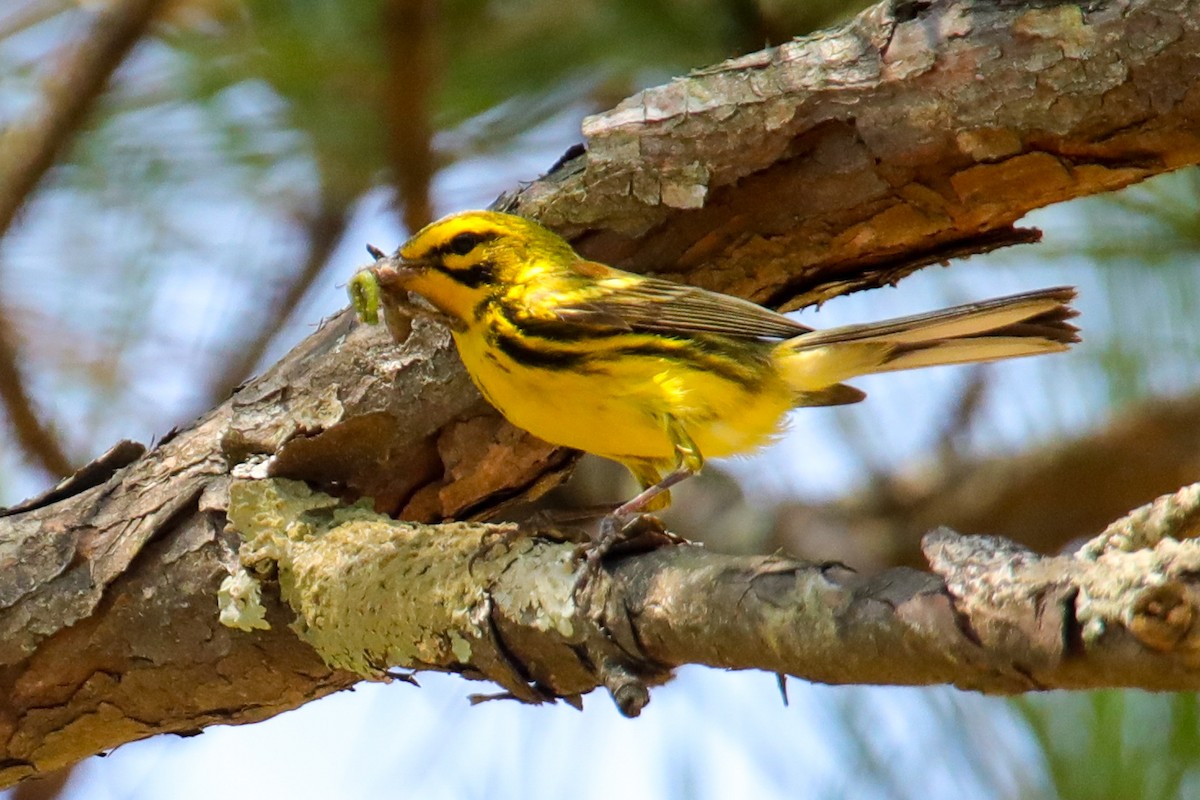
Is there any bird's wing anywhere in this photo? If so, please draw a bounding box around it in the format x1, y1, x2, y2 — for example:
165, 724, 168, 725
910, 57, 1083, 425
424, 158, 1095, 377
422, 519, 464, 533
546, 268, 810, 340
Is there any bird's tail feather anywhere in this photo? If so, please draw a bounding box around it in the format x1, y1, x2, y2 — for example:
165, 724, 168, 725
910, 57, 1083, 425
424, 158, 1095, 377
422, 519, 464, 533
778, 287, 1078, 396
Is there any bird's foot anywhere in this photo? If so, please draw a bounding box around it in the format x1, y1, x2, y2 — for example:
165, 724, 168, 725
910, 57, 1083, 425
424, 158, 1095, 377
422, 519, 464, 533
571, 513, 685, 605
571, 511, 634, 605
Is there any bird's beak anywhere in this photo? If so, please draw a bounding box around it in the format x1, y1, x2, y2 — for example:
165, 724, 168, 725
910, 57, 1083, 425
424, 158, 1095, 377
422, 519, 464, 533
362, 243, 426, 283
368, 252, 425, 292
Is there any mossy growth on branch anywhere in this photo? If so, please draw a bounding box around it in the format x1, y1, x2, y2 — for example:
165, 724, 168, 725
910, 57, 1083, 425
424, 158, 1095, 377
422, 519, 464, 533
220, 478, 578, 678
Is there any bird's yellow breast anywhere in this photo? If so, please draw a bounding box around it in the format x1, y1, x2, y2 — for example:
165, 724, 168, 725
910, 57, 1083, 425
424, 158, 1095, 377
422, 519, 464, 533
451, 324, 796, 464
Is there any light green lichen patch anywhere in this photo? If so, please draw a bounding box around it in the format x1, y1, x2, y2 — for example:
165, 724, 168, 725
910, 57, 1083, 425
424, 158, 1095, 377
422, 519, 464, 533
217, 568, 270, 632
1074, 537, 1200, 645
488, 540, 579, 639
224, 478, 538, 678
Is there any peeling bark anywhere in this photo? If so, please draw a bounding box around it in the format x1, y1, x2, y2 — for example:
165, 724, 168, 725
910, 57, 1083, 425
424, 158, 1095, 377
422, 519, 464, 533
511, 0, 1200, 310
2, 0, 1200, 786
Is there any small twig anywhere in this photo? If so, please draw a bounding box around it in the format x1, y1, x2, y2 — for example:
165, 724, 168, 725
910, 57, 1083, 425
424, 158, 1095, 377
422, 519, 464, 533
384, 669, 420, 686
0, 312, 72, 478
381, 0, 437, 232
775, 673, 790, 706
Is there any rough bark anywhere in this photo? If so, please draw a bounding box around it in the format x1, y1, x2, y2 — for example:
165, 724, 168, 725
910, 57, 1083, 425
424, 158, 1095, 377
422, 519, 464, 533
3, 0, 1200, 786
217, 479, 1200, 708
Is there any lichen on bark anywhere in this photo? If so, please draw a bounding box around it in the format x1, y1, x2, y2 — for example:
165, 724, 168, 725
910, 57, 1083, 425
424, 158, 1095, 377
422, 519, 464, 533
222, 478, 579, 678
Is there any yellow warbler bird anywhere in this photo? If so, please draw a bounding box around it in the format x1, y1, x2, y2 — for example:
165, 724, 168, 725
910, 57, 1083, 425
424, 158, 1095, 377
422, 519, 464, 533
354, 210, 1077, 547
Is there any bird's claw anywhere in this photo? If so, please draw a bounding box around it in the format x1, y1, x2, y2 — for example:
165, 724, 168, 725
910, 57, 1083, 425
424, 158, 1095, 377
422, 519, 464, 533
571, 512, 638, 604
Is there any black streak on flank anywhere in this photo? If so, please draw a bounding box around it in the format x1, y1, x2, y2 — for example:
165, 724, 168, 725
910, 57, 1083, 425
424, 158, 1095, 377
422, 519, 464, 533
493, 332, 589, 371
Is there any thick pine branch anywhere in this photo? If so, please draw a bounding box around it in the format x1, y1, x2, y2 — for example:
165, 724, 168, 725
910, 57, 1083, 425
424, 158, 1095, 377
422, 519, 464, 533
214, 478, 1200, 710
2, 0, 1200, 786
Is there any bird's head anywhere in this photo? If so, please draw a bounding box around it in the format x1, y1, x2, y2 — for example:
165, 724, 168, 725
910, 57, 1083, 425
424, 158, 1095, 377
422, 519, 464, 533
373, 210, 577, 326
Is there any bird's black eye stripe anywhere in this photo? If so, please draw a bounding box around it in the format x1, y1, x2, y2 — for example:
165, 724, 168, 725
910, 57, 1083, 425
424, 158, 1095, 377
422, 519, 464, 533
421, 230, 502, 287
441, 261, 496, 289
443, 230, 498, 257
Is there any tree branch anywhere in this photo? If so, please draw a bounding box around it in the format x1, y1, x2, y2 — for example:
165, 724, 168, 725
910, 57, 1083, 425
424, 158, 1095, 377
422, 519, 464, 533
507, 0, 1200, 311
2, 0, 1200, 786
0, 312, 73, 477
382, 0, 438, 232
214, 479, 1200, 712
632, 487, 1200, 694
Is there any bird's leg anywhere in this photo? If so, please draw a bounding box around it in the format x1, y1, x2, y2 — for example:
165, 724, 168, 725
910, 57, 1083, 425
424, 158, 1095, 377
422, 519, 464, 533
608, 463, 694, 521
574, 420, 702, 600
